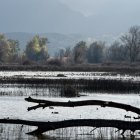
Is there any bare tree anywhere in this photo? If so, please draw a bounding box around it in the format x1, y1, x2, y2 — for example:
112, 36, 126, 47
107, 41, 127, 62
121, 26, 140, 62
73, 41, 87, 64
64, 47, 71, 57
87, 41, 105, 63
58, 49, 65, 60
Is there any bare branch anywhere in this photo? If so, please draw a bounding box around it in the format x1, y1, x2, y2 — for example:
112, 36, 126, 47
25, 97, 140, 114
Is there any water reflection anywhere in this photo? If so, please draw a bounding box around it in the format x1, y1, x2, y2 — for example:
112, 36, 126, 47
0, 124, 139, 140
0, 71, 140, 139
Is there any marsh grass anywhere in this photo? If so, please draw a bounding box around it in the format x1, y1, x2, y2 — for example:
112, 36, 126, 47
0, 77, 140, 97
0, 78, 139, 95
60, 85, 79, 97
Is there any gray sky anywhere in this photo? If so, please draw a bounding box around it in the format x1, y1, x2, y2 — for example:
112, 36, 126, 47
59, 0, 109, 16
59, 0, 140, 16
0, 0, 140, 36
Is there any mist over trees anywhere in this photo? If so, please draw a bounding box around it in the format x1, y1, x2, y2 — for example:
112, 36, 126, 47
87, 41, 105, 63
107, 41, 127, 62
73, 41, 87, 64
55, 25, 140, 65
0, 26, 140, 65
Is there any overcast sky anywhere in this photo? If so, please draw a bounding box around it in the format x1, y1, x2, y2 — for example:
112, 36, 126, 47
59, 0, 140, 16
59, 0, 112, 16
0, 0, 140, 36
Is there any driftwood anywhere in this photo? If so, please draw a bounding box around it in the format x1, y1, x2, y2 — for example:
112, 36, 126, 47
1, 97, 140, 136
25, 97, 140, 114
0, 119, 140, 135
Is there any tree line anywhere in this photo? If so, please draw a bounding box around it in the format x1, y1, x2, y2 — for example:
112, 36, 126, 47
0, 26, 140, 65
54, 25, 140, 65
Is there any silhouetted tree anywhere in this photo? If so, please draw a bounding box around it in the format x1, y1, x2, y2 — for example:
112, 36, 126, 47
58, 49, 65, 60
87, 41, 104, 63
73, 41, 87, 64
121, 26, 140, 62
107, 41, 127, 61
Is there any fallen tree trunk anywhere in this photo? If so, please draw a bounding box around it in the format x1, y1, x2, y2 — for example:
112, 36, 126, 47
0, 119, 139, 135
25, 97, 140, 114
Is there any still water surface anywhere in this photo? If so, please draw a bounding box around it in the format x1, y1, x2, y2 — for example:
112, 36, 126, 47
0, 71, 140, 139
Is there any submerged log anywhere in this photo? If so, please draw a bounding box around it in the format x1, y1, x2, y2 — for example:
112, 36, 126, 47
25, 97, 140, 114
0, 119, 140, 135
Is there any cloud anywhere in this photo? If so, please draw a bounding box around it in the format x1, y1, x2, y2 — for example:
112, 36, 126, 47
59, 0, 140, 17
59, 0, 106, 16
0, 0, 140, 35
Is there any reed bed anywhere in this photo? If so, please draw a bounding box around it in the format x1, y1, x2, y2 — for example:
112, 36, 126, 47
0, 78, 140, 94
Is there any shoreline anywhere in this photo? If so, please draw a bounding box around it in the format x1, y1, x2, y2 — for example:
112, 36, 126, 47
0, 64, 140, 74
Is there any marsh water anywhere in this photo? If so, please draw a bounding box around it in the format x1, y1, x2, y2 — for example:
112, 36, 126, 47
0, 71, 140, 140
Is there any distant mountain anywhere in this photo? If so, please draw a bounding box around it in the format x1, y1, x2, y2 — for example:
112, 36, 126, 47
5, 32, 33, 50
